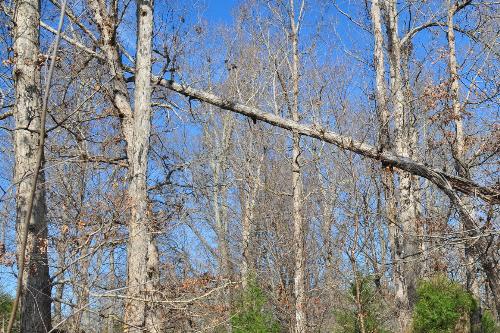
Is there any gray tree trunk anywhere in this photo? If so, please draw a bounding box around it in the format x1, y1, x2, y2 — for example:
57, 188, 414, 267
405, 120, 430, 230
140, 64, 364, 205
384, 0, 419, 329
124, 0, 156, 331
13, 0, 51, 331
145, 238, 161, 332
208, 112, 234, 332
446, 1, 483, 327
370, 0, 401, 306
290, 1, 307, 331
88, 0, 159, 330
241, 151, 264, 289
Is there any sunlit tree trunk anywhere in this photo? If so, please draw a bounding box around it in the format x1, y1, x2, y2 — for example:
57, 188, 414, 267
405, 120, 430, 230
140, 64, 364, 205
124, 0, 156, 331
290, 1, 306, 331
446, 1, 481, 328
88, 0, 159, 330
13, 0, 51, 331
401, 43, 425, 279
145, 237, 161, 332
370, 0, 400, 302
384, 0, 419, 329
211, 116, 234, 331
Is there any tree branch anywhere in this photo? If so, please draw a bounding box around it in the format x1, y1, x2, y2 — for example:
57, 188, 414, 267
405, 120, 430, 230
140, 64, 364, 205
40, 20, 104, 60
0, 111, 12, 121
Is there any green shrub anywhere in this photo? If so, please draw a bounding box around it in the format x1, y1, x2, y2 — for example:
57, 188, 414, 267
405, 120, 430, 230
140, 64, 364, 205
412, 275, 476, 333
231, 279, 280, 333
0, 291, 18, 332
0, 290, 13, 316
481, 311, 500, 333
334, 275, 391, 333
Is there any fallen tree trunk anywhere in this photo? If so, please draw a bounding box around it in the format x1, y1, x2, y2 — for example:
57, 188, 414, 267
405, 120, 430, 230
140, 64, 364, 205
157, 79, 499, 206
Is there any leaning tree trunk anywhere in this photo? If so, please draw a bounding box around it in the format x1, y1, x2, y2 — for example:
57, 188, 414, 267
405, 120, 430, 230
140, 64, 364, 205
159, 73, 500, 318
12, 0, 51, 331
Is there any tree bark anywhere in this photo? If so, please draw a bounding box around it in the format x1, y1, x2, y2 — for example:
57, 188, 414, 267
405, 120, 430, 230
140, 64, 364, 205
447, 1, 483, 327
241, 150, 264, 289
88, 0, 159, 330
124, 0, 156, 331
384, 1, 419, 328
289, 2, 307, 332
86, 0, 133, 143
13, 0, 51, 331
370, 0, 402, 315
145, 238, 161, 332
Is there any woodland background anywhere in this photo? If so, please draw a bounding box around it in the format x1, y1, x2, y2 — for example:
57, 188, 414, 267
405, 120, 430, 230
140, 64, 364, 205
0, 0, 499, 332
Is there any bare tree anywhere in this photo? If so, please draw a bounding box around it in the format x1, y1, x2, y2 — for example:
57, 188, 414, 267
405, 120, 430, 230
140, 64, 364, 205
1, 1, 499, 332
85, 0, 159, 331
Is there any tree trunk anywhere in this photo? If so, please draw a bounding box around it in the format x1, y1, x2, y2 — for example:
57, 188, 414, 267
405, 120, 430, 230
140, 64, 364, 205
145, 238, 161, 332
318, 163, 335, 292
446, 1, 483, 327
209, 114, 233, 331
401, 40, 425, 279
13, 0, 51, 331
241, 150, 264, 289
290, 2, 307, 331
384, 1, 419, 329
124, 0, 155, 331
74, 244, 91, 330
107, 248, 116, 333
370, 0, 402, 312
88, 0, 159, 330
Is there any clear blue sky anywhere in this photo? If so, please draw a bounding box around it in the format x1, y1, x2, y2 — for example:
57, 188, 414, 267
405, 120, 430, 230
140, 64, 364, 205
204, 0, 238, 23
